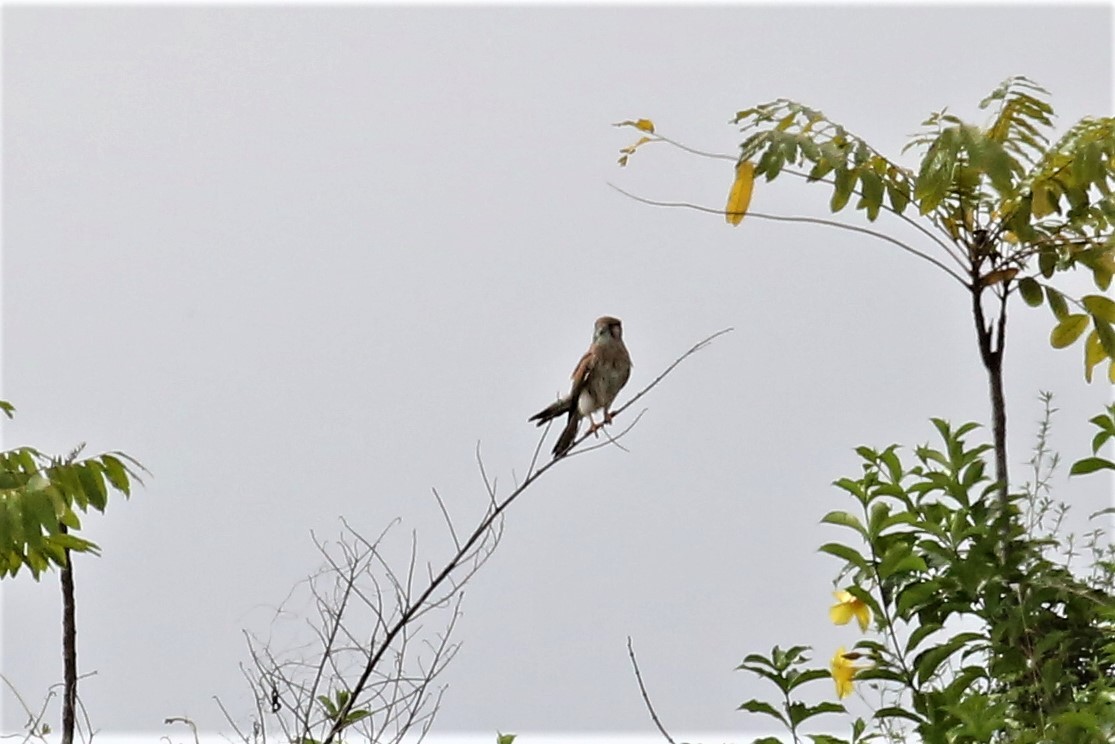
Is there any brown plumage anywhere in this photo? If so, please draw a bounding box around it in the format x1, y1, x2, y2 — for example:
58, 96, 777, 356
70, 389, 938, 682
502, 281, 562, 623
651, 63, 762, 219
529, 316, 632, 457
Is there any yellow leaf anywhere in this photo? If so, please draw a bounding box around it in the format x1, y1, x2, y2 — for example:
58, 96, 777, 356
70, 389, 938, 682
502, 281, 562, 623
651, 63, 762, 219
725, 161, 756, 226
1109, 359, 1115, 384
619, 136, 653, 156
1085, 330, 1105, 383
1051, 314, 1089, 349
981, 268, 1019, 287
615, 135, 655, 167
613, 118, 655, 134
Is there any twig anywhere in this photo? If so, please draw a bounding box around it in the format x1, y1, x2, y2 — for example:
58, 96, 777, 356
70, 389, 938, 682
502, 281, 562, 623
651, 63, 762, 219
607, 183, 969, 287
609, 328, 732, 425
567, 409, 647, 458
211, 695, 251, 744
163, 717, 200, 744
431, 488, 461, 552
627, 636, 677, 744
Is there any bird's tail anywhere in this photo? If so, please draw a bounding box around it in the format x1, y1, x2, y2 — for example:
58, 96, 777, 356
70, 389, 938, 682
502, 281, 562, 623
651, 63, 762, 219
529, 397, 572, 426
553, 414, 580, 458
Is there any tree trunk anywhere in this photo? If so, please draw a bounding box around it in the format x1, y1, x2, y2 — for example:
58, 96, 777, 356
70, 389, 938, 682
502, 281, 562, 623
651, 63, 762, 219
60, 549, 77, 744
972, 283, 1010, 501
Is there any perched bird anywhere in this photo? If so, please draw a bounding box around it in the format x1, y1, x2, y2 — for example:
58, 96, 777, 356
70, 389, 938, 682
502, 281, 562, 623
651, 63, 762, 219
529, 316, 632, 457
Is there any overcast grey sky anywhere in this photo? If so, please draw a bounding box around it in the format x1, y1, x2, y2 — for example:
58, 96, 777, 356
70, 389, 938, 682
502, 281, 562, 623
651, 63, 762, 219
3, 4, 1113, 738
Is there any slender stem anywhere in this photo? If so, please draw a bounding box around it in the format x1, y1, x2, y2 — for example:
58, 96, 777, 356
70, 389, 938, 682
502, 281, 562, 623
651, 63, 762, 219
626, 637, 677, 744
607, 184, 969, 287
777, 166, 965, 269
650, 132, 736, 163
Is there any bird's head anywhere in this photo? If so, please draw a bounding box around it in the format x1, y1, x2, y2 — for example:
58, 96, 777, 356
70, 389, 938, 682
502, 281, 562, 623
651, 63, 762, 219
594, 316, 623, 342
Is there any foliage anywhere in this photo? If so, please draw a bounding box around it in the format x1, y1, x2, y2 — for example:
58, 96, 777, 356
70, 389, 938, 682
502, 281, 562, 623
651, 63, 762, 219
0, 401, 143, 579
616, 77, 1115, 383
735, 644, 854, 744
735, 413, 1115, 744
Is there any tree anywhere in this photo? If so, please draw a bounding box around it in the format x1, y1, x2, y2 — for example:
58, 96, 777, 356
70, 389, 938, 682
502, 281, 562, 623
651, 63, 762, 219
0, 402, 143, 744
613, 79, 1115, 742
617, 76, 1115, 499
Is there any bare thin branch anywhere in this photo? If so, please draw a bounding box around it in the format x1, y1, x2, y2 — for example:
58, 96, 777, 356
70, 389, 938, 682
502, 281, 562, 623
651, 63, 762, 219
627, 636, 677, 744
211, 695, 250, 744
566, 409, 647, 459
649, 132, 737, 162
163, 718, 200, 744
777, 165, 966, 268
431, 488, 461, 552
608, 183, 969, 287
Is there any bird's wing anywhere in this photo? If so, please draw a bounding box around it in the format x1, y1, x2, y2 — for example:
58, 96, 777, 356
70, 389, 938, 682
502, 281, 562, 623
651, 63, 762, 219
567, 347, 596, 408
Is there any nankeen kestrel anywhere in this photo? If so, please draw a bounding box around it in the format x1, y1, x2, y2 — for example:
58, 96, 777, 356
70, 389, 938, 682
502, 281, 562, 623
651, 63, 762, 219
529, 316, 632, 458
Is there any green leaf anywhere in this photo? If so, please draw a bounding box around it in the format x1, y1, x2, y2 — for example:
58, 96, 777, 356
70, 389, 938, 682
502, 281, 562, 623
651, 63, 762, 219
343, 709, 370, 725
819, 510, 867, 538
1083, 294, 1115, 323
1038, 247, 1057, 278
496, 734, 517, 744
858, 169, 884, 221
807, 736, 850, 744
878, 542, 926, 579
831, 168, 855, 212
1094, 317, 1115, 358
1050, 314, 1089, 348
317, 694, 338, 718
1070, 456, 1115, 476
1017, 277, 1043, 307
789, 700, 845, 728
100, 454, 132, 496
1045, 286, 1069, 319
905, 620, 943, 655
785, 668, 831, 692
867, 501, 891, 539
914, 631, 983, 686
49, 533, 99, 554
76, 463, 108, 512
875, 706, 925, 723
738, 699, 787, 724
818, 542, 869, 573
26, 491, 59, 535
806, 701, 846, 717
896, 582, 939, 618
886, 180, 910, 214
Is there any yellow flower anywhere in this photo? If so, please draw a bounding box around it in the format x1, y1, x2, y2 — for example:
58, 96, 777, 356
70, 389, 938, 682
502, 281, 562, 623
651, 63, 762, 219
829, 589, 871, 631
830, 646, 863, 699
